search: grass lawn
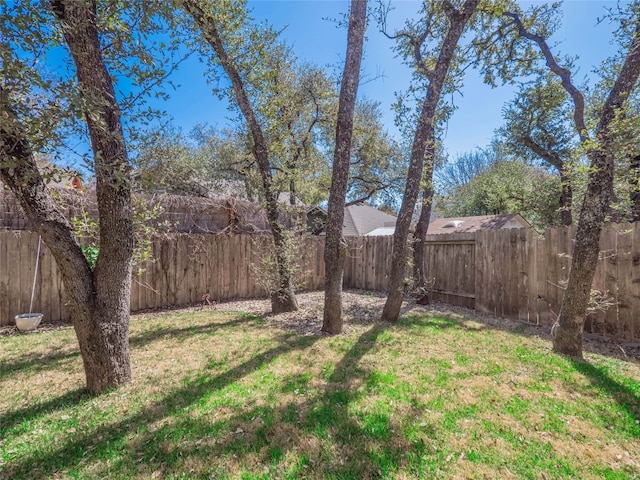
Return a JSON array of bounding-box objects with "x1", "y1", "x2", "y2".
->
[{"x1": 1, "y1": 299, "x2": 639, "y2": 479}]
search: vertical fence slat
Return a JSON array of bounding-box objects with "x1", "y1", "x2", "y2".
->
[
  {"x1": 632, "y1": 223, "x2": 640, "y2": 341},
  {"x1": 546, "y1": 227, "x2": 558, "y2": 322},
  {"x1": 524, "y1": 229, "x2": 537, "y2": 324},
  {"x1": 43, "y1": 239, "x2": 57, "y2": 320},
  {"x1": 474, "y1": 231, "x2": 485, "y2": 313},
  {"x1": 602, "y1": 224, "x2": 619, "y2": 337},
  {"x1": 206, "y1": 234, "x2": 219, "y2": 302},
  {"x1": 0, "y1": 231, "x2": 9, "y2": 325},
  {"x1": 616, "y1": 225, "x2": 634, "y2": 340},
  {"x1": 8, "y1": 233, "x2": 23, "y2": 323}
]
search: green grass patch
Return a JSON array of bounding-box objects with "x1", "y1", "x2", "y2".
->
[{"x1": 1, "y1": 302, "x2": 639, "y2": 479}]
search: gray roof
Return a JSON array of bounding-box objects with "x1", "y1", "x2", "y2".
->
[{"x1": 344, "y1": 203, "x2": 397, "y2": 236}]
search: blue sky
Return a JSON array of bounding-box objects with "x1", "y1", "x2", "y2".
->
[{"x1": 159, "y1": 0, "x2": 622, "y2": 161}]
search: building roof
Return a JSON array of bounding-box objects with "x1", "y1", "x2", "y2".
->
[
  {"x1": 427, "y1": 214, "x2": 532, "y2": 235},
  {"x1": 344, "y1": 203, "x2": 397, "y2": 236},
  {"x1": 366, "y1": 227, "x2": 396, "y2": 236}
]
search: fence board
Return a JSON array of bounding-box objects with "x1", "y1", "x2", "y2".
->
[
  {"x1": 210, "y1": 234, "x2": 222, "y2": 301},
  {"x1": 632, "y1": 223, "x2": 640, "y2": 340},
  {"x1": 0, "y1": 230, "x2": 9, "y2": 324},
  {"x1": 8, "y1": 233, "x2": 22, "y2": 321},
  {"x1": 44, "y1": 243, "x2": 59, "y2": 321},
  {"x1": 602, "y1": 225, "x2": 619, "y2": 337},
  {"x1": 474, "y1": 231, "x2": 487, "y2": 314},
  {"x1": 493, "y1": 231, "x2": 504, "y2": 316},
  {"x1": 516, "y1": 229, "x2": 528, "y2": 322},
  {"x1": 506, "y1": 229, "x2": 518, "y2": 316},
  {"x1": 616, "y1": 225, "x2": 634, "y2": 340},
  {"x1": 547, "y1": 227, "x2": 560, "y2": 321}
]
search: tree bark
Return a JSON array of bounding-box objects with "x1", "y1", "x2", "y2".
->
[
  {"x1": 322, "y1": 0, "x2": 367, "y2": 334},
  {"x1": 630, "y1": 154, "x2": 640, "y2": 222},
  {"x1": 412, "y1": 160, "x2": 434, "y2": 305},
  {"x1": 505, "y1": 10, "x2": 640, "y2": 357},
  {"x1": 183, "y1": 0, "x2": 298, "y2": 313},
  {"x1": 551, "y1": 17, "x2": 640, "y2": 357},
  {"x1": 53, "y1": 0, "x2": 134, "y2": 391},
  {"x1": 381, "y1": 0, "x2": 479, "y2": 323},
  {"x1": 0, "y1": 0, "x2": 134, "y2": 394}
]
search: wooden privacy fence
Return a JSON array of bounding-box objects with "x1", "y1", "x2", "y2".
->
[
  {"x1": 343, "y1": 233, "x2": 477, "y2": 309},
  {"x1": 0, "y1": 232, "x2": 325, "y2": 325},
  {"x1": 1, "y1": 224, "x2": 639, "y2": 341},
  {"x1": 343, "y1": 224, "x2": 640, "y2": 341},
  {"x1": 474, "y1": 224, "x2": 640, "y2": 341}
]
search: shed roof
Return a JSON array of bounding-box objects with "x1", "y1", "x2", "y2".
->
[
  {"x1": 427, "y1": 214, "x2": 531, "y2": 235},
  {"x1": 366, "y1": 227, "x2": 396, "y2": 236}
]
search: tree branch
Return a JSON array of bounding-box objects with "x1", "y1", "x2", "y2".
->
[
  {"x1": 503, "y1": 11, "x2": 588, "y2": 142},
  {"x1": 520, "y1": 134, "x2": 564, "y2": 172}
]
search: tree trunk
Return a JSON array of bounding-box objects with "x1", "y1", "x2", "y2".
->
[
  {"x1": 553, "y1": 149, "x2": 611, "y2": 356},
  {"x1": 53, "y1": 0, "x2": 134, "y2": 390},
  {"x1": 630, "y1": 154, "x2": 640, "y2": 222},
  {"x1": 183, "y1": 0, "x2": 299, "y2": 313},
  {"x1": 504, "y1": 10, "x2": 640, "y2": 357},
  {"x1": 1, "y1": 0, "x2": 133, "y2": 394},
  {"x1": 261, "y1": 174, "x2": 298, "y2": 312},
  {"x1": 322, "y1": 0, "x2": 367, "y2": 334},
  {"x1": 412, "y1": 161, "x2": 434, "y2": 305},
  {"x1": 553, "y1": 19, "x2": 640, "y2": 357},
  {"x1": 381, "y1": 0, "x2": 479, "y2": 323},
  {"x1": 0, "y1": 153, "x2": 133, "y2": 394}
]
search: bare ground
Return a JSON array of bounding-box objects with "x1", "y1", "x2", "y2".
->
[{"x1": 2, "y1": 289, "x2": 638, "y2": 362}]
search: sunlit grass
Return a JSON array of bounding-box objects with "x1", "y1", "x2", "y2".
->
[{"x1": 1, "y1": 302, "x2": 639, "y2": 479}]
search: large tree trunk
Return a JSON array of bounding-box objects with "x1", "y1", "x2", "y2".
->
[
  {"x1": 53, "y1": 0, "x2": 134, "y2": 390},
  {"x1": 183, "y1": 0, "x2": 298, "y2": 313},
  {"x1": 552, "y1": 19, "x2": 640, "y2": 357},
  {"x1": 412, "y1": 160, "x2": 434, "y2": 305},
  {"x1": 0, "y1": 0, "x2": 134, "y2": 394},
  {"x1": 381, "y1": 0, "x2": 479, "y2": 323},
  {"x1": 322, "y1": 0, "x2": 367, "y2": 334},
  {"x1": 553, "y1": 147, "x2": 613, "y2": 356},
  {"x1": 0, "y1": 149, "x2": 131, "y2": 393}
]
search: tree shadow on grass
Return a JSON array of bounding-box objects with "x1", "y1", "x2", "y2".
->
[
  {"x1": 74, "y1": 324, "x2": 442, "y2": 479},
  {"x1": 400, "y1": 299, "x2": 640, "y2": 363},
  {"x1": 0, "y1": 348, "x2": 82, "y2": 382},
  {"x1": 0, "y1": 316, "x2": 253, "y2": 382},
  {"x1": 129, "y1": 315, "x2": 254, "y2": 346},
  {"x1": 0, "y1": 388, "x2": 91, "y2": 436},
  {"x1": 2, "y1": 333, "x2": 321, "y2": 480},
  {"x1": 568, "y1": 358, "x2": 640, "y2": 438},
  {"x1": 398, "y1": 305, "x2": 640, "y2": 437}
]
